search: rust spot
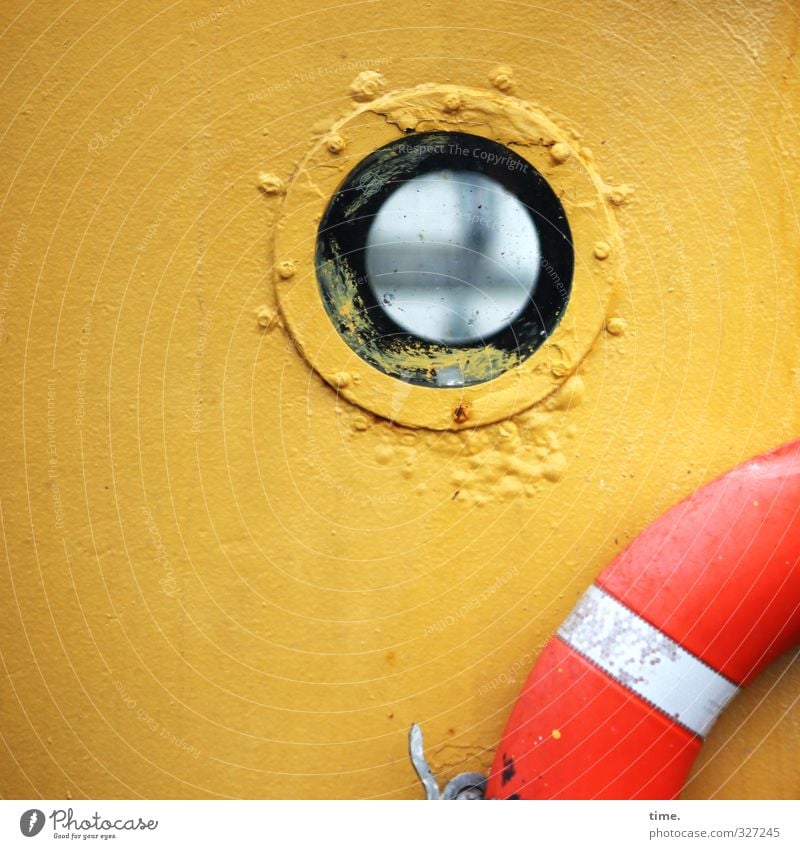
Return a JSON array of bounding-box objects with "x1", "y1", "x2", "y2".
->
[
  {"x1": 447, "y1": 727, "x2": 456, "y2": 736},
  {"x1": 453, "y1": 403, "x2": 471, "y2": 424},
  {"x1": 385, "y1": 651, "x2": 396, "y2": 665}
]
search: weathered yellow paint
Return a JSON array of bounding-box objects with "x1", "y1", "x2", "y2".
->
[{"x1": 0, "y1": 0, "x2": 798, "y2": 800}]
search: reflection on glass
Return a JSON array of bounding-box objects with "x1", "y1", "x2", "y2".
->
[{"x1": 365, "y1": 170, "x2": 540, "y2": 345}]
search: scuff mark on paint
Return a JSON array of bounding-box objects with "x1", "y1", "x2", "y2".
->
[{"x1": 501, "y1": 753, "x2": 516, "y2": 785}]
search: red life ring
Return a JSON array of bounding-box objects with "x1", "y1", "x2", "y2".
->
[{"x1": 486, "y1": 438, "x2": 800, "y2": 799}]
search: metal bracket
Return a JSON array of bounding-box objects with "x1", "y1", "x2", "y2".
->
[{"x1": 408, "y1": 724, "x2": 486, "y2": 800}]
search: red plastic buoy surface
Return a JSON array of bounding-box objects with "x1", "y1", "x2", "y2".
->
[{"x1": 486, "y1": 438, "x2": 800, "y2": 799}]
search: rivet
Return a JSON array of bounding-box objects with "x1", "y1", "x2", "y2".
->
[
  {"x1": 277, "y1": 260, "x2": 296, "y2": 280},
  {"x1": 256, "y1": 306, "x2": 278, "y2": 329},
  {"x1": 326, "y1": 133, "x2": 346, "y2": 154},
  {"x1": 606, "y1": 316, "x2": 627, "y2": 336},
  {"x1": 257, "y1": 172, "x2": 285, "y2": 195},
  {"x1": 442, "y1": 93, "x2": 462, "y2": 113},
  {"x1": 488, "y1": 64, "x2": 514, "y2": 92},
  {"x1": 593, "y1": 241, "x2": 611, "y2": 260},
  {"x1": 549, "y1": 142, "x2": 571, "y2": 164}
]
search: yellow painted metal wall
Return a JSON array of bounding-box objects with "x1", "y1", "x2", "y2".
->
[{"x1": 1, "y1": 0, "x2": 798, "y2": 799}]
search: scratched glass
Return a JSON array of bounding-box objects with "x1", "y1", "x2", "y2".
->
[{"x1": 365, "y1": 169, "x2": 541, "y2": 346}]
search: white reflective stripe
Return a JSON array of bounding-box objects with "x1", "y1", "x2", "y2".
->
[{"x1": 557, "y1": 585, "x2": 739, "y2": 738}]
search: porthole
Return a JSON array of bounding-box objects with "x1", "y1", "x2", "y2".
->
[
  {"x1": 272, "y1": 83, "x2": 618, "y2": 430},
  {"x1": 315, "y1": 132, "x2": 573, "y2": 388}
]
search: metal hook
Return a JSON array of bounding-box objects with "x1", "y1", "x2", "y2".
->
[{"x1": 408, "y1": 723, "x2": 487, "y2": 800}]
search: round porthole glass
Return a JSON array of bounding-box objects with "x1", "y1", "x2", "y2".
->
[
  {"x1": 365, "y1": 169, "x2": 542, "y2": 345},
  {"x1": 315, "y1": 131, "x2": 573, "y2": 388}
]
